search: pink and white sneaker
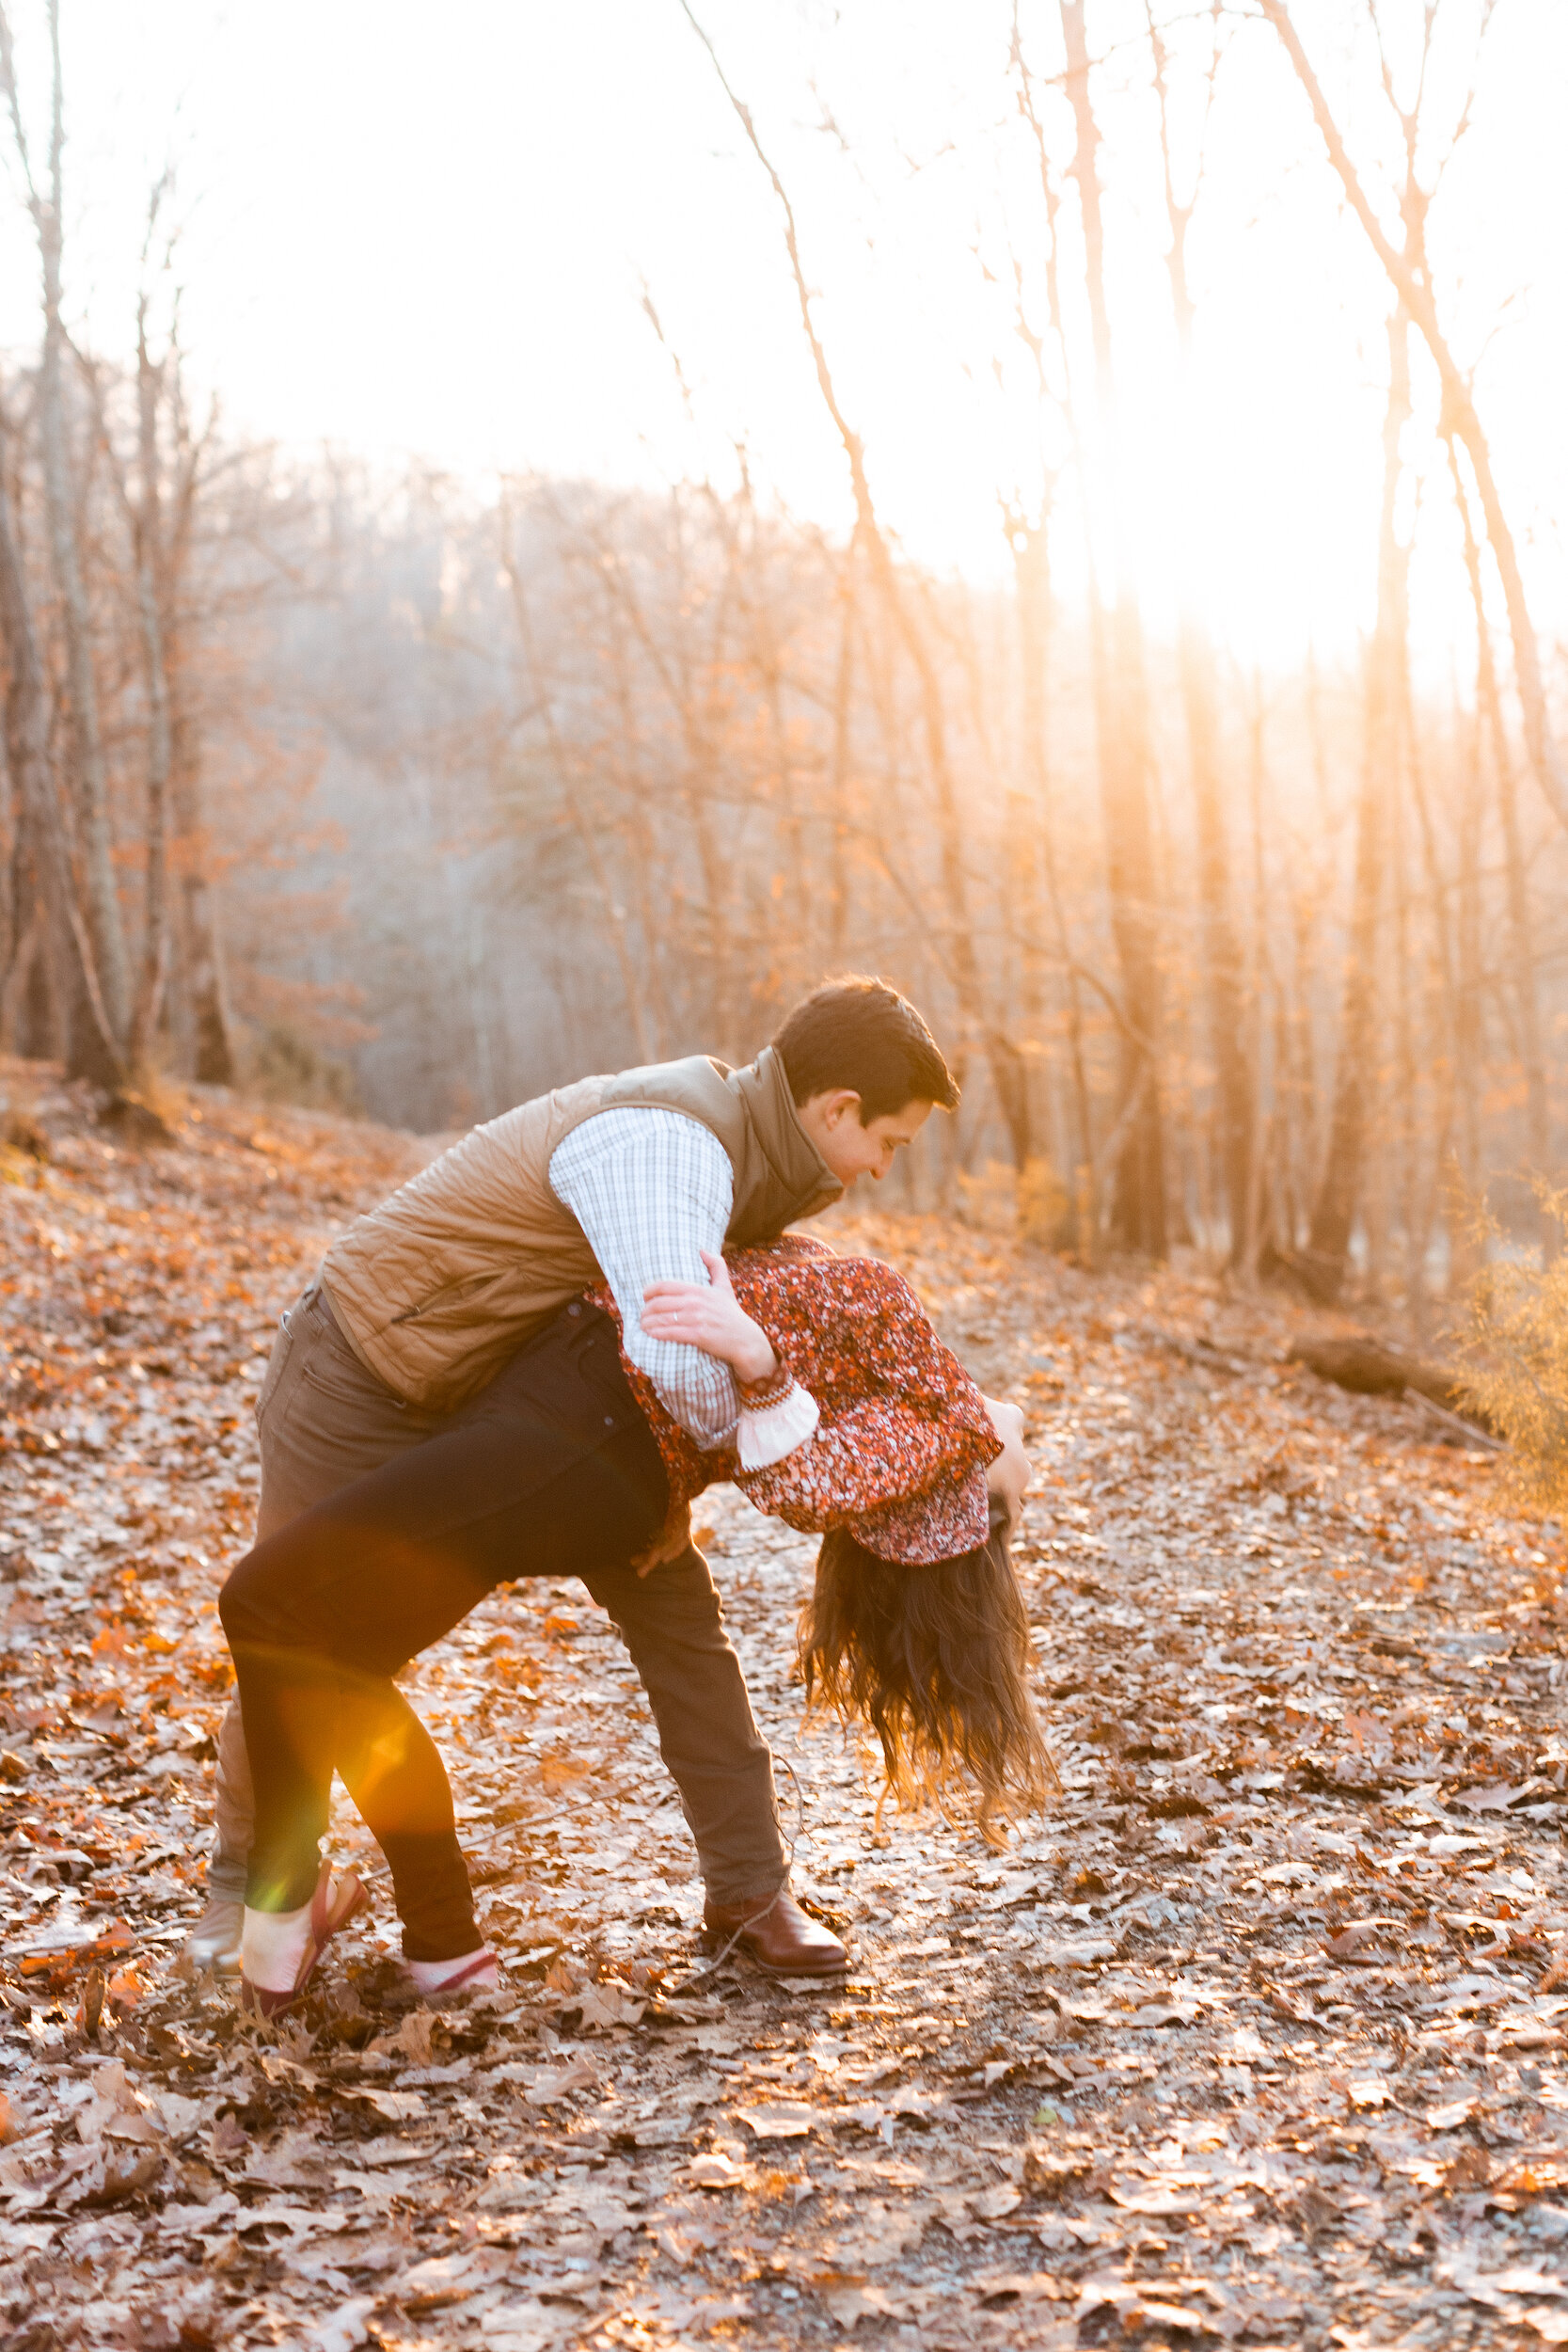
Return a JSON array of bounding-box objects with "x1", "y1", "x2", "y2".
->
[
  {"x1": 399, "y1": 1947, "x2": 500, "y2": 2001},
  {"x1": 238, "y1": 1865, "x2": 367, "y2": 2019}
]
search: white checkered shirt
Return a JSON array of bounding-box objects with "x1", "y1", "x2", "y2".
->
[{"x1": 548, "y1": 1108, "x2": 739, "y2": 1451}]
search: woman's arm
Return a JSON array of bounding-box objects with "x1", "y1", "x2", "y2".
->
[
  {"x1": 737, "y1": 1392, "x2": 1000, "y2": 1528},
  {"x1": 640, "y1": 1249, "x2": 779, "y2": 1384},
  {"x1": 982, "y1": 1396, "x2": 1030, "y2": 1534},
  {"x1": 641, "y1": 1251, "x2": 819, "y2": 1471}
]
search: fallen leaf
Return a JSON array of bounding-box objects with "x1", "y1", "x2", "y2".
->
[
  {"x1": 1107, "y1": 2182, "x2": 1205, "y2": 2216},
  {"x1": 573, "y1": 1979, "x2": 646, "y2": 2030},
  {"x1": 523, "y1": 2060, "x2": 598, "y2": 2107},
  {"x1": 968, "y1": 2183, "x2": 1022, "y2": 2220},
  {"x1": 1323, "y1": 1918, "x2": 1393, "y2": 1962},
  {"x1": 736, "y1": 2101, "x2": 818, "y2": 2140},
  {"x1": 1450, "y1": 1779, "x2": 1544, "y2": 1812},
  {"x1": 812, "y1": 2274, "x2": 917, "y2": 2326},
  {"x1": 685, "y1": 2152, "x2": 747, "y2": 2189},
  {"x1": 345, "y1": 2087, "x2": 426, "y2": 2122},
  {"x1": 401, "y1": 2249, "x2": 513, "y2": 2311}
]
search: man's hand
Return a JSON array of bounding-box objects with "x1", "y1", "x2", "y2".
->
[
  {"x1": 982, "y1": 1394, "x2": 1031, "y2": 1538},
  {"x1": 641, "y1": 1250, "x2": 779, "y2": 1385},
  {"x1": 631, "y1": 1501, "x2": 695, "y2": 1578}
]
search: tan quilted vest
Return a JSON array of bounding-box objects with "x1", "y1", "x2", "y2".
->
[{"x1": 319, "y1": 1046, "x2": 840, "y2": 1410}]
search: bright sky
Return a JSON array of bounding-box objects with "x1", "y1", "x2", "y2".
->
[{"x1": 0, "y1": 0, "x2": 1562, "y2": 666}]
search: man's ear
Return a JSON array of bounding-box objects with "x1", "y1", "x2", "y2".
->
[{"x1": 818, "y1": 1088, "x2": 863, "y2": 1130}]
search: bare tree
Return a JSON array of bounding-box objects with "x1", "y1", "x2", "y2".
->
[
  {"x1": 1306, "y1": 313, "x2": 1410, "y2": 1296},
  {"x1": 498, "y1": 497, "x2": 659, "y2": 1064},
  {"x1": 1259, "y1": 0, "x2": 1568, "y2": 837},
  {"x1": 680, "y1": 1, "x2": 1036, "y2": 1169},
  {"x1": 1444, "y1": 430, "x2": 1548, "y2": 1206},
  {"x1": 1147, "y1": 2, "x2": 1254, "y2": 1263},
  {"x1": 0, "y1": 388, "x2": 122, "y2": 1085},
  {"x1": 0, "y1": 0, "x2": 132, "y2": 1042},
  {"x1": 1048, "y1": 0, "x2": 1167, "y2": 1254}
]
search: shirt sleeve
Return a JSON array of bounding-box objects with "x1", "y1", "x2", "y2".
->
[
  {"x1": 735, "y1": 1365, "x2": 820, "y2": 1470},
  {"x1": 548, "y1": 1108, "x2": 740, "y2": 1451},
  {"x1": 736, "y1": 1395, "x2": 997, "y2": 1529}
]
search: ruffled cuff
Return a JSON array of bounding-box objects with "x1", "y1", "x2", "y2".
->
[
  {"x1": 736, "y1": 1379, "x2": 821, "y2": 1470},
  {"x1": 736, "y1": 1358, "x2": 798, "y2": 1409}
]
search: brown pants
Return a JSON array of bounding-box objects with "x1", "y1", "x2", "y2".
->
[{"x1": 208, "y1": 1283, "x2": 786, "y2": 1908}]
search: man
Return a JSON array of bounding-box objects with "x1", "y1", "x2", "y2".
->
[{"x1": 186, "y1": 977, "x2": 958, "y2": 1982}]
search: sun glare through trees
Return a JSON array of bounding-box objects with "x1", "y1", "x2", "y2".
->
[{"x1": 2, "y1": 5, "x2": 1568, "y2": 2347}]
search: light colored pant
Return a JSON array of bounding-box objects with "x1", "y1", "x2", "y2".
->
[{"x1": 210, "y1": 1284, "x2": 787, "y2": 1908}]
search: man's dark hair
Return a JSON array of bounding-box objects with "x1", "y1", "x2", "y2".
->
[{"x1": 772, "y1": 977, "x2": 959, "y2": 1120}]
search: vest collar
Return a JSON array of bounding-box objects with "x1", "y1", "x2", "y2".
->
[{"x1": 728, "y1": 1045, "x2": 843, "y2": 1231}]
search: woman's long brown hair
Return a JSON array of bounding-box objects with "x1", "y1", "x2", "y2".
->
[{"x1": 800, "y1": 1517, "x2": 1055, "y2": 1847}]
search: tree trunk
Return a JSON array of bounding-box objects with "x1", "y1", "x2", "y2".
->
[
  {"x1": 1449, "y1": 679, "x2": 1483, "y2": 1291},
  {"x1": 500, "y1": 532, "x2": 657, "y2": 1065},
  {"x1": 1, "y1": 885, "x2": 44, "y2": 1055},
  {"x1": 1059, "y1": 0, "x2": 1164, "y2": 1253},
  {"x1": 24, "y1": 0, "x2": 132, "y2": 1041},
  {"x1": 1446, "y1": 433, "x2": 1548, "y2": 1203},
  {"x1": 127, "y1": 303, "x2": 173, "y2": 1073},
  {"x1": 1146, "y1": 3, "x2": 1252, "y2": 1263},
  {"x1": 1259, "y1": 0, "x2": 1568, "y2": 836},
  {"x1": 1306, "y1": 314, "x2": 1409, "y2": 1293},
  {"x1": 0, "y1": 413, "x2": 122, "y2": 1087},
  {"x1": 825, "y1": 535, "x2": 857, "y2": 963},
  {"x1": 1397, "y1": 629, "x2": 1456, "y2": 1329},
  {"x1": 167, "y1": 668, "x2": 234, "y2": 1086},
  {"x1": 1010, "y1": 500, "x2": 1093, "y2": 1242},
  {"x1": 147, "y1": 315, "x2": 236, "y2": 1090},
  {"x1": 1183, "y1": 614, "x2": 1253, "y2": 1264}
]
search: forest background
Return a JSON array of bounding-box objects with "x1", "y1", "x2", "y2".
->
[{"x1": 0, "y1": 0, "x2": 1564, "y2": 1323}]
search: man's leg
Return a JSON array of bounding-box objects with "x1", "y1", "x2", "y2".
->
[
  {"x1": 204, "y1": 1704, "x2": 254, "y2": 1906},
  {"x1": 191, "y1": 1285, "x2": 444, "y2": 1964},
  {"x1": 580, "y1": 1547, "x2": 785, "y2": 1904},
  {"x1": 581, "y1": 1546, "x2": 845, "y2": 1973}
]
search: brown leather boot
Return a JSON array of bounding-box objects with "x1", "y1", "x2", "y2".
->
[{"x1": 702, "y1": 1885, "x2": 847, "y2": 1977}]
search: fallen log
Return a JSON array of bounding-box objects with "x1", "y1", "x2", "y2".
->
[{"x1": 1287, "y1": 1333, "x2": 1498, "y2": 1440}]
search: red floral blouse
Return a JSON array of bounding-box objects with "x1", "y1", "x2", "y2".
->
[{"x1": 588, "y1": 1237, "x2": 1002, "y2": 1565}]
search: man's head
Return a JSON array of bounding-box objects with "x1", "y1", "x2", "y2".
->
[{"x1": 772, "y1": 977, "x2": 958, "y2": 1189}]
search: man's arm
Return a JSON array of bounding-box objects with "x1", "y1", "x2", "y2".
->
[{"x1": 547, "y1": 1108, "x2": 740, "y2": 1449}]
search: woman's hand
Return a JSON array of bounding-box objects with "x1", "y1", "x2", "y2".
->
[
  {"x1": 982, "y1": 1394, "x2": 1031, "y2": 1536},
  {"x1": 641, "y1": 1250, "x2": 779, "y2": 1386},
  {"x1": 631, "y1": 1500, "x2": 695, "y2": 1578}
]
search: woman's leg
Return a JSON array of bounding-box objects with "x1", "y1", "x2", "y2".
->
[
  {"x1": 217, "y1": 1304, "x2": 670, "y2": 1965},
  {"x1": 196, "y1": 1286, "x2": 448, "y2": 1953},
  {"x1": 335, "y1": 1685, "x2": 480, "y2": 1961},
  {"x1": 218, "y1": 1530, "x2": 488, "y2": 1959}
]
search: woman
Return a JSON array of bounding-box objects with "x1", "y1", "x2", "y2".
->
[
  {"x1": 218, "y1": 1239, "x2": 1044, "y2": 2013},
  {"x1": 640, "y1": 1244, "x2": 1052, "y2": 1844}
]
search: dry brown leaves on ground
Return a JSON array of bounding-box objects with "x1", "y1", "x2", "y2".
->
[{"x1": 5, "y1": 1058, "x2": 1568, "y2": 2350}]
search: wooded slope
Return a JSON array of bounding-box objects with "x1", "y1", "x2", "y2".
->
[{"x1": 2, "y1": 1067, "x2": 1567, "y2": 2348}]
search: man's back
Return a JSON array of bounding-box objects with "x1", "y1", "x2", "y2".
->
[{"x1": 319, "y1": 1048, "x2": 838, "y2": 1412}]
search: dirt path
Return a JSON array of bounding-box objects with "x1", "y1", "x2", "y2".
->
[{"x1": 4, "y1": 1067, "x2": 1567, "y2": 2350}]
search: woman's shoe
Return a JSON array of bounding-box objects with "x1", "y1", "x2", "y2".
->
[
  {"x1": 238, "y1": 1865, "x2": 366, "y2": 2018},
  {"x1": 400, "y1": 1947, "x2": 500, "y2": 2001},
  {"x1": 182, "y1": 1897, "x2": 244, "y2": 1976}
]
